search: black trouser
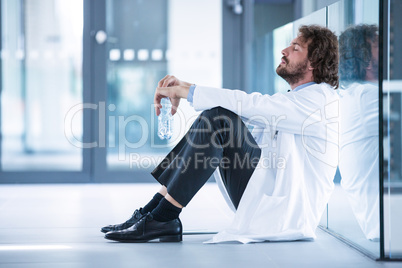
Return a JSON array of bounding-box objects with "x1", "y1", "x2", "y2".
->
[{"x1": 151, "y1": 107, "x2": 261, "y2": 209}]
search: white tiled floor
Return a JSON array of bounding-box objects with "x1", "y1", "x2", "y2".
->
[{"x1": 0, "y1": 183, "x2": 401, "y2": 268}]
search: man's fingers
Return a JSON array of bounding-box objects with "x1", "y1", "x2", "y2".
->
[
  {"x1": 171, "y1": 106, "x2": 178, "y2": 116},
  {"x1": 158, "y1": 75, "x2": 169, "y2": 87},
  {"x1": 155, "y1": 76, "x2": 182, "y2": 116},
  {"x1": 154, "y1": 90, "x2": 164, "y2": 116},
  {"x1": 158, "y1": 75, "x2": 181, "y2": 88},
  {"x1": 162, "y1": 76, "x2": 178, "y2": 88},
  {"x1": 158, "y1": 75, "x2": 171, "y2": 87},
  {"x1": 155, "y1": 105, "x2": 162, "y2": 116},
  {"x1": 156, "y1": 86, "x2": 171, "y2": 98},
  {"x1": 158, "y1": 75, "x2": 170, "y2": 87},
  {"x1": 154, "y1": 86, "x2": 175, "y2": 115},
  {"x1": 161, "y1": 76, "x2": 171, "y2": 87},
  {"x1": 154, "y1": 95, "x2": 162, "y2": 116}
]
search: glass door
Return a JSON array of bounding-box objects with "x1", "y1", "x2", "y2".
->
[
  {"x1": 325, "y1": 0, "x2": 380, "y2": 258},
  {"x1": 0, "y1": 0, "x2": 90, "y2": 182},
  {"x1": 383, "y1": 0, "x2": 402, "y2": 259},
  {"x1": 90, "y1": 0, "x2": 223, "y2": 182},
  {"x1": 0, "y1": 0, "x2": 228, "y2": 183}
]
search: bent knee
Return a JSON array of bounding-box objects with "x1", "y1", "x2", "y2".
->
[{"x1": 201, "y1": 107, "x2": 237, "y2": 119}]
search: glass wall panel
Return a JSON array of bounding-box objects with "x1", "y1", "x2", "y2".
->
[
  {"x1": 252, "y1": 1, "x2": 293, "y2": 95},
  {"x1": 252, "y1": 0, "x2": 385, "y2": 259},
  {"x1": 1, "y1": 0, "x2": 83, "y2": 171},
  {"x1": 105, "y1": 0, "x2": 222, "y2": 170},
  {"x1": 326, "y1": 0, "x2": 380, "y2": 258},
  {"x1": 383, "y1": 0, "x2": 402, "y2": 259}
]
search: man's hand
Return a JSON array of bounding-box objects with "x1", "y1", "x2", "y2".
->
[{"x1": 154, "y1": 75, "x2": 192, "y2": 116}]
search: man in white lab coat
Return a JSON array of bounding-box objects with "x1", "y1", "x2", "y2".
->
[{"x1": 103, "y1": 24, "x2": 340, "y2": 243}]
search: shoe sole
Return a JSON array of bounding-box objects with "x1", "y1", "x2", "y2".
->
[{"x1": 105, "y1": 234, "x2": 182, "y2": 243}]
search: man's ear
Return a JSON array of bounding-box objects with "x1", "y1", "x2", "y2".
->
[
  {"x1": 366, "y1": 60, "x2": 372, "y2": 70},
  {"x1": 307, "y1": 60, "x2": 314, "y2": 71}
]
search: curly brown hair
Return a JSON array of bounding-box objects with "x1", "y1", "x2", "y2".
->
[
  {"x1": 339, "y1": 24, "x2": 378, "y2": 83},
  {"x1": 298, "y1": 25, "x2": 339, "y2": 89}
]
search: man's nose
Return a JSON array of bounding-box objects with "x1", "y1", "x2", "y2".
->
[{"x1": 281, "y1": 48, "x2": 288, "y2": 56}]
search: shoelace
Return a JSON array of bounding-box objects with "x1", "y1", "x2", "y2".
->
[
  {"x1": 131, "y1": 213, "x2": 150, "y2": 230},
  {"x1": 119, "y1": 210, "x2": 138, "y2": 226}
]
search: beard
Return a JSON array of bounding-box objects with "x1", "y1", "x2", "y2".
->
[{"x1": 276, "y1": 57, "x2": 309, "y2": 85}]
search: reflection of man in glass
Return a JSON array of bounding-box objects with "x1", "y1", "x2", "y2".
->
[
  {"x1": 338, "y1": 24, "x2": 379, "y2": 240},
  {"x1": 101, "y1": 25, "x2": 340, "y2": 244}
]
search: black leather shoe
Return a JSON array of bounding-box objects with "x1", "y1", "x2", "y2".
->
[
  {"x1": 100, "y1": 209, "x2": 144, "y2": 233},
  {"x1": 104, "y1": 213, "x2": 182, "y2": 242}
]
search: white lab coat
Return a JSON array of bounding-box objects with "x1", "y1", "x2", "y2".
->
[
  {"x1": 192, "y1": 82, "x2": 339, "y2": 243},
  {"x1": 338, "y1": 82, "x2": 379, "y2": 240}
]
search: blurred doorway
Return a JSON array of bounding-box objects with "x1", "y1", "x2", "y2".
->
[{"x1": 0, "y1": 0, "x2": 224, "y2": 182}]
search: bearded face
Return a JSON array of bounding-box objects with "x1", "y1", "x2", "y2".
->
[{"x1": 276, "y1": 56, "x2": 310, "y2": 85}]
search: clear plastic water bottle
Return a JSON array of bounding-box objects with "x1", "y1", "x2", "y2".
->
[{"x1": 158, "y1": 97, "x2": 173, "y2": 140}]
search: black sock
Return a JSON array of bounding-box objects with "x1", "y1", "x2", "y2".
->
[
  {"x1": 140, "y1": 193, "x2": 164, "y2": 214},
  {"x1": 151, "y1": 198, "x2": 182, "y2": 222}
]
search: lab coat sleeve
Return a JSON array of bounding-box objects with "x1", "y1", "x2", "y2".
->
[
  {"x1": 192, "y1": 85, "x2": 337, "y2": 137},
  {"x1": 360, "y1": 85, "x2": 379, "y2": 137}
]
